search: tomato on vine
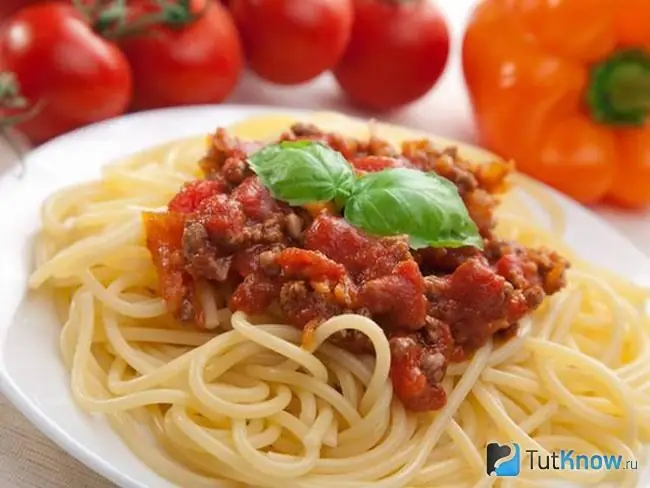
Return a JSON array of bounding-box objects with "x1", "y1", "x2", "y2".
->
[
  {"x1": 0, "y1": 0, "x2": 40, "y2": 19},
  {"x1": 0, "y1": 2, "x2": 132, "y2": 144},
  {"x1": 115, "y1": 0, "x2": 244, "y2": 110}
]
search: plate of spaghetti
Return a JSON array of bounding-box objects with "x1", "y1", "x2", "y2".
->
[{"x1": 1, "y1": 106, "x2": 649, "y2": 488}]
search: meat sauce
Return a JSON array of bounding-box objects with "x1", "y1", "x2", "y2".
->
[{"x1": 144, "y1": 123, "x2": 569, "y2": 412}]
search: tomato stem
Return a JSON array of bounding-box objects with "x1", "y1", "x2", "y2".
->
[
  {"x1": 0, "y1": 72, "x2": 41, "y2": 166},
  {"x1": 0, "y1": 72, "x2": 28, "y2": 112},
  {"x1": 586, "y1": 49, "x2": 650, "y2": 126},
  {"x1": 0, "y1": 72, "x2": 44, "y2": 128},
  {"x1": 85, "y1": 0, "x2": 204, "y2": 40}
]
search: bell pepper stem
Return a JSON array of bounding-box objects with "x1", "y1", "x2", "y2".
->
[
  {"x1": 608, "y1": 68, "x2": 650, "y2": 112},
  {"x1": 587, "y1": 49, "x2": 650, "y2": 126}
]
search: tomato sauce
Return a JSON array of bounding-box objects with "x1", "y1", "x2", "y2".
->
[{"x1": 145, "y1": 123, "x2": 569, "y2": 412}]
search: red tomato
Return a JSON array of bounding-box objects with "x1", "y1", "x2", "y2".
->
[
  {"x1": 120, "y1": 0, "x2": 243, "y2": 110},
  {"x1": 333, "y1": 0, "x2": 450, "y2": 110},
  {"x1": 0, "y1": 3, "x2": 132, "y2": 144},
  {"x1": 231, "y1": 0, "x2": 353, "y2": 85},
  {"x1": 0, "y1": 0, "x2": 41, "y2": 21}
]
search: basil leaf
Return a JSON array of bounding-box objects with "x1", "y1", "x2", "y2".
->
[
  {"x1": 248, "y1": 141, "x2": 356, "y2": 206},
  {"x1": 344, "y1": 168, "x2": 483, "y2": 249}
]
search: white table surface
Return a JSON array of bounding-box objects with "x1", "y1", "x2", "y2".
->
[{"x1": 0, "y1": 2, "x2": 648, "y2": 487}]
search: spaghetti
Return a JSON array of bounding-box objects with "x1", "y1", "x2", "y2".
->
[{"x1": 29, "y1": 113, "x2": 650, "y2": 488}]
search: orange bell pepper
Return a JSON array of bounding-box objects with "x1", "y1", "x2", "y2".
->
[{"x1": 462, "y1": 0, "x2": 650, "y2": 207}]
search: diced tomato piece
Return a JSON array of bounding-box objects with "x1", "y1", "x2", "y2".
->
[
  {"x1": 389, "y1": 335, "x2": 447, "y2": 411},
  {"x1": 351, "y1": 155, "x2": 412, "y2": 173},
  {"x1": 230, "y1": 272, "x2": 280, "y2": 314},
  {"x1": 230, "y1": 176, "x2": 283, "y2": 221},
  {"x1": 358, "y1": 261, "x2": 427, "y2": 329},
  {"x1": 305, "y1": 215, "x2": 377, "y2": 276},
  {"x1": 199, "y1": 194, "x2": 246, "y2": 241},
  {"x1": 168, "y1": 179, "x2": 228, "y2": 214},
  {"x1": 231, "y1": 245, "x2": 268, "y2": 277},
  {"x1": 143, "y1": 212, "x2": 190, "y2": 313},
  {"x1": 275, "y1": 248, "x2": 346, "y2": 283}
]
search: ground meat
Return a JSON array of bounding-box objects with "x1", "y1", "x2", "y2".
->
[
  {"x1": 288, "y1": 122, "x2": 400, "y2": 159},
  {"x1": 402, "y1": 141, "x2": 478, "y2": 193},
  {"x1": 366, "y1": 135, "x2": 401, "y2": 157},
  {"x1": 231, "y1": 217, "x2": 287, "y2": 248},
  {"x1": 199, "y1": 128, "x2": 261, "y2": 181},
  {"x1": 415, "y1": 246, "x2": 480, "y2": 274},
  {"x1": 386, "y1": 315, "x2": 455, "y2": 411},
  {"x1": 282, "y1": 123, "x2": 360, "y2": 159},
  {"x1": 422, "y1": 315, "x2": 454, "y2": 359},
  {"x1": 231, "y1": 216, "x2": 428, "y2": 338},
  {"x1": 475, "y1": 156, "x2": 512, "y2": 194},
  {"x1": 146, "y1": 123, "x2": 569, "y2": 413},
  {"x1": 231, "y1": 247, "x2": 351, "y2": 327},
  {"x1": 230, "y1": 272, "x2": 280, "y2": 314},
  {"x1": 464, "y1": 189, "x2": 499, "y2": 237},
  {"x1": 425, "y1": 257, "x2": 530, "y2": 359},
  {"x1": 389, "y1": 332, "x2": 447, "y2": 411},
  {"x1": 196, "y1": 186, "x2": 289, "y2": 250},
  {"x1": 420, "y1": 351, "x2": 446, "y2": 384},
  {"x1": 289, "y1": 122, "x2": 325, "y2": 137},
  {"x1": 222, "y1": 157, "x2": 249, "y2": 186},
  {"x1": 329, "y1": 325, "x2": 374, "y2": 354},
  {"x1": 279, "y1": 280, "x2": 346, "y2": 329},
  {"x1": 304, "y1": 215, "x2": 427, "y2": 329},
  {"x1": 231, "y1": 244, "x2": 285, "y2": 277},
  {"x1": 182, "y1": 221, "x2": 231, "y2": 281},
  {"x1": 486, "y1": 239, "x2": 569, "y2": 294}
]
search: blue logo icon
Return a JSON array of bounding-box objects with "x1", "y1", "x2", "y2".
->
[{"x1": 486, "y1": 442, "x2": 521, "y2": 476}]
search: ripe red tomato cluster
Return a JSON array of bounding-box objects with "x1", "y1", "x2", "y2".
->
[
  {"x1": 0, "y1": 0, "x2": 450, "y2": 144},
  {"x1": 0, "y1": 0, "x2": 243, "y2": 143},
  {"x1": 230, "y1": 0, "x2": 450, "y2": 110}
]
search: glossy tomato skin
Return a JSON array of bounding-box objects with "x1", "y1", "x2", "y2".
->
[
  {"x1": 333, "y1": 0, "x2": 450, "y2": 110},
  {"x1": 0, "y1": 0, "x2": 41, "y2": 21},
  {"x1": 121, "y1": 0, "x2": 243, "y2": 110},
  {"x1": 0, "y1": 3, "x2": 132, "y2": 144},
  {"x1": 231, "y1": 0, "x2": 353, "y2": 85}
]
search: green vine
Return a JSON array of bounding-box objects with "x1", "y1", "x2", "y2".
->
[
  {"x1": 74, "y1": 0, "x2": 205, "y2": 39},
  {"x1": 0, "y1": 72, "x2": 42, "y2": 164}
]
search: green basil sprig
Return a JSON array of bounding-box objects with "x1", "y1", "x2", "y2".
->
[
  {"x1": 345, "y1": 168, "x2": 483, "y2": 249},
  {"x1": 248, "y1": 141, "x2": 483, "y2": 249},
  {"x1": 248, "y1": 140, "x2": 355, "y2": 206}
]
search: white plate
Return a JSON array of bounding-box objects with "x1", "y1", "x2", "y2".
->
[{"x1": 0, "y1": 105, "x2": 649, "y2": 488}]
